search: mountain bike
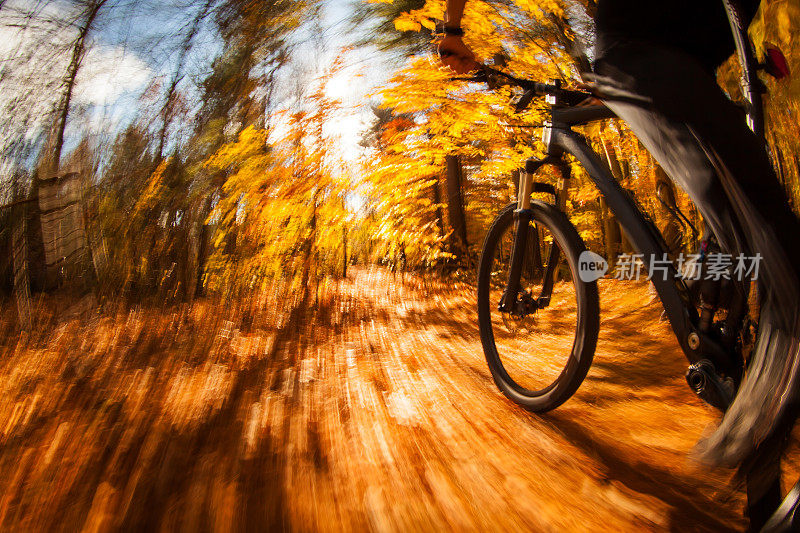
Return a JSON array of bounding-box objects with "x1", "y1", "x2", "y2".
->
[
  {"x1": 462, "y1": 3, "x2": 796, "y2": 529},
  {"x1": 473, "y1": 70, "x2": 743, "y2": 414}
]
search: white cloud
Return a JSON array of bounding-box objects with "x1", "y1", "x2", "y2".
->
[{"x1": 74, "y1": 45, "x2": 152, "y2": 107}]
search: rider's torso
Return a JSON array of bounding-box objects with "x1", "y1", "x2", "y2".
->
[{"x1": 594, "y1": 0, "x2": 761, "y2": 72}]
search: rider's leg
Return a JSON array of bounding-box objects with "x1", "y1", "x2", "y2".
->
[
  {"x1": 592, "y1": 40, "x2": 800, "y2": 526},
  {"x1": 593, "y1": 42, "x2": 800, "y2": 270},
  {"x1": 746, "y1": 433, "x2": 785, "y2": 530}
]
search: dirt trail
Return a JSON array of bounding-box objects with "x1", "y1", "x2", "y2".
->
[{"x1": 0, "y1": 267, "x2": 779, "y2": 531}]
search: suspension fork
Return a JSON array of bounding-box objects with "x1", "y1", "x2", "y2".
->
[
  {"x1": 499, "y1": 156, "x2": 567, "y2": 313},
  {"x1": 539, "y1": 158, "x2": 571, "y2": 307},
  {"x1": 498, "y1": 172, "x2": 534, "y2": 314}
]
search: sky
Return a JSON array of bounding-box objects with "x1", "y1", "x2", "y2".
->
[
  {"x1": 0, "y1": 0, "x2": 396, "y2": 177},
  {"x1": 276, "y1": 1, "x2": 394, "y2": 164}
]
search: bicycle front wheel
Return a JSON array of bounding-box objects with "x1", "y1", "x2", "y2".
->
[{"x1": 477, "y1": 202, "x2": 600, "y2": 412}]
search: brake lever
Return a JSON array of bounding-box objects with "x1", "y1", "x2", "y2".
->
[
  {"x1": 449, "y1": 72, "x2": 488, "y2": 83},
  {"x1": 514, "y1": 89, "x2": 536, "y2": 113},
  {"x1": 451, "y1": 66, "x2": 534, "y2": 107},
  {"x1": 449, "y1": 64, "x2": 492, "y2": 84}
]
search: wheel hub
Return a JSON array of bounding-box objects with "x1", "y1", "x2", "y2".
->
[{"x1": 500, "y1": 290, "x2": 538, "y2": 333}]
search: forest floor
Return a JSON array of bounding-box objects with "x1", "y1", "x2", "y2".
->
[{"x1": 0, "y1": 267, "x2": 796, "y2": 531}]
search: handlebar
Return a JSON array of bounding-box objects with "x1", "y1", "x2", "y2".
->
[
  {"x1": 452, "y1": 66, "x2": 553, "y2": 93},
  {"x1": 450, "y1": 65, "x2": 594, "y2": 111}
]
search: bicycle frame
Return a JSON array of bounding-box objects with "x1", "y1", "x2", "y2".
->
[
  {"x1": 507, "y1": 104, "x2": 734, "y2": 373},
  {"x1": 724, "y1": 0, "x2": 765, "y2": 137}
]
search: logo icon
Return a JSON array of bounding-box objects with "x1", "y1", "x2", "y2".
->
[{"x1": 578, "y1": 250, "x2": 608, "y2": 282}]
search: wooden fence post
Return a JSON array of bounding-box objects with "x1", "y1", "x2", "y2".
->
[
  {"x1": 12, "y1": 205, "x2": 31, "y2": 330},
  {"x1": 38, "y1": 172, "x2": 88, "y2": 290}
]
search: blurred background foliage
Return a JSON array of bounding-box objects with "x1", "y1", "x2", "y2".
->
[
  {"x1": 1, "y1": 0, "x2": 799, "y2": 321},
  {"x1": 364, "y1": 0, "x2": 800, "y2": 275}
]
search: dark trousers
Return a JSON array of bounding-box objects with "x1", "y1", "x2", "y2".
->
[
  {"x1": 593, "y1": 40, "x2": 800, "y2": 530},
  {"x1": 594, "y1": 42, "x2": 800, "y2": 265}
]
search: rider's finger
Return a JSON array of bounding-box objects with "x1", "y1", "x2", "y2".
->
[
  {"x1": 452, "y1": 58, "x2": 472, "y2": 74},
  {"x1": 454, "y1": 56, "x2": 478, "y2": 74},
  {"x1": 440, "y1": 53, "x2": 466, "y2": 73},
  {"x1": 439, "y1": 51, "x2": 478, "y2": 74}
]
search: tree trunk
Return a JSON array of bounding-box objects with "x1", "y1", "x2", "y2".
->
[
  {"x1": 526, "y1": 225, "x2": 543, "y2": 280},
  {"x1": 299, "y1": 192, "x2": 319, "y2": 308},
  {"x1": 195, "y1": 220, "x2": 210, "y2": 297},
  {"x1": 154, "y1": 0, "x2": 214, "y2": 164},
  {"x1": 11, "y1": 203, "x2": 31, "y2": 329},
  {"x1": 340, "y1": 195, "x2": 348, "y2": 279},
  {"x1": 600, "y1": 135, "x2": 624, "y2": 183},
  {"x1": 445, "y1": 155, "x2": 469, "y2": 261},
  {"x1": 51, "y1": 0, "x2": 107, "y2": 173},
  {"x1": 342, "y1": 225, "x2": 348, "y2": 279},
  {"x1": 430, "y1": 175, "x2": 446, "y2": 239},
  {"x1": 599, "y1": 136, "x2": 624, "y2": 263},
  {"x1": 654, "y1": 165, "x2": 684, "y2": 255},
  {"x1": 599, "y1": 196, "x2": 622, "y2": 268},
  {"x1": 511, "y1": 169, "x2": 521, "y2": 202}
]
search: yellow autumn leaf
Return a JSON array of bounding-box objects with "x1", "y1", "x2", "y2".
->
[{"x1": 394, "y1": 16, "x2": 421, "y2": 33}]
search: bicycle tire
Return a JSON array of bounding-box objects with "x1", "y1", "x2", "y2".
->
[{"x1": 477, "y1": 201, "x2": 600, "y2": 412}]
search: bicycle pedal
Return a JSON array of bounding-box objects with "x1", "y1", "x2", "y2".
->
[{"x1": 685, "y1": 359, "x2": 733, "y2": 411}]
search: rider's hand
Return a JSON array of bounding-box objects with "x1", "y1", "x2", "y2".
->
[{"x1": 438, "y1": 35, "x2": 478, "y2": 74}]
